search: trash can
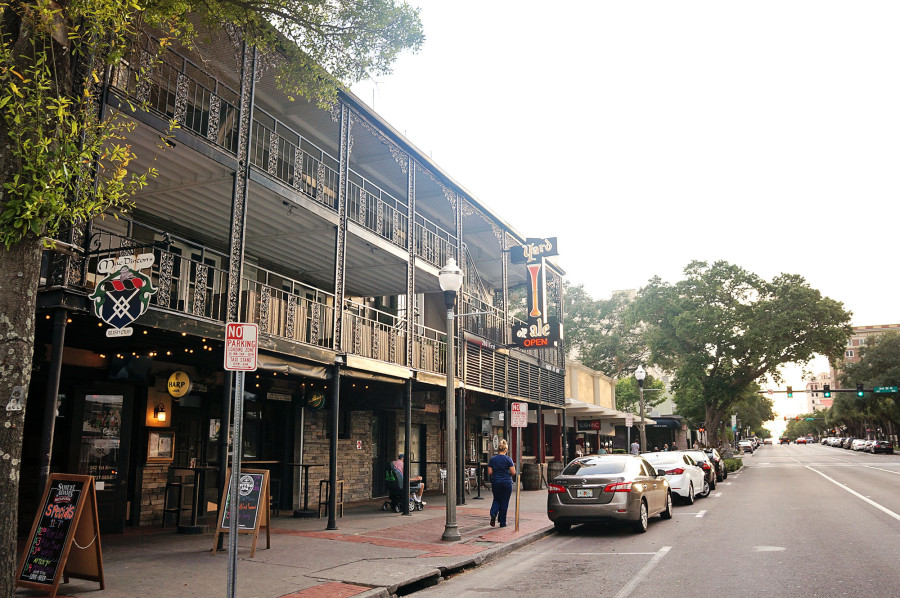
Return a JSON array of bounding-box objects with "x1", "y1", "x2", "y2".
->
[{"x1": 547, "y1": 461, "x2": 565, "y2": 482}]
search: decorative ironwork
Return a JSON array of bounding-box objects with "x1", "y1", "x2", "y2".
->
[
  {"x1": 311, "y1": 302, "x2": 320, "y2": 344},
  {"x1": 268, "y1": 131, "x2": 278, "y2": 175},
  {"x1": 372, "y1": 321, "x2": 379, "y2": 356},
  {"x1": 207, "y1": 94, "x2": 221, "y2": 142},
  {"x1": 460, "y1": 198, "x2": 477, "y2": 218},
  {"x1": 316, "y1": 162, "x2": 326, "y2": 204},
  {"x1": 376, "y1": 201, "x2": 384, "y2": 234},
  {"x1": 192, "y1": 263, "x2": 208, "y2": 316},
  {"x1": 292, "y1": 145, "x2": 303, "y2": 191},
  {"x1": 174, "y1": 73, "x2": 189, "y2": 124},
  {"x1": 157, "y1": 252, "x2": 174, "y2": 307},
  {"x1": 286, "y1": 299, "x2": 296, "y2": 339},
  {"x1": 226, "y1": 45, "x2": 256, "y2": 323},
  {"x1": 136, "y1": 50, "x2": 153, "y2": 103},
  {"x1": 390, "y1": 333, "x2": 397, "y2": 365},
  {"x1": 405, "y1": 156, "x2": 415, "y2": 368},
  {"x1": 332, "y1": 103, "x2": 351, "y2": 350},
  {"x1": 350, "y1": 111, "x2": 408, "y2": 173},
  {"x1": 260, "y1": 285, "x2": 271, "y2": 330}
]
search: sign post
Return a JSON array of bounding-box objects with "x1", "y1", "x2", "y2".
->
[
  {"x1": 625, "y1": 413, "x2": 633, "y2": 451},
  {"x1": 511, "y1": 402, "x2": 528, "y2": 531},
  {"x1": 223, "y1": 323, "x2": 258, "y2": 598}
]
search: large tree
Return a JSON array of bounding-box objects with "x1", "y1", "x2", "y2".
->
[
  {"x1": 564, "y1": 282, "x2": 647, "y2": 378},
  {"x1": 633, "y1": 260, "x2": 852, "y2": 446},
  {"x1": 614, "y1": 375, "x2": 667, "y2": 414},
  {"x1": 0, "y1": 1, "x2": 422, "y2": 592}
]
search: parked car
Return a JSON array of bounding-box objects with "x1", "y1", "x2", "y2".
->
[
  {"x1": 684, "y1": 450, "x2": 717, "y2": 492},
  {"x1": 643, "y1": 451, "x2": 707, "y2": 504},
  {"x1": 703, "y1": 448, "x2": 727, "y2": 481},
  {"x1": 870, "y1": 440, "x2": 894, "y2": 454},
  {"x1": 738, "y1": 439, "x2": 754, "y2": 453},
  {"x1": 842, "y1": 437, "x2": 855, "y2": 449},
  {"x1": 547, "y1": 454, "x2": 673, "y2": 533},
  {"x1": 851, "y1": 439, "x2": 867, "y2": 451}
]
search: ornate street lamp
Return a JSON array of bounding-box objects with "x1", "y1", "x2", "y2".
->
[
  {"x1": 438, "y1": 257, "x2": 463, "y2": 542},
  {"x1": 634, "y1": 365, "x2": 647, "y2": 452}
]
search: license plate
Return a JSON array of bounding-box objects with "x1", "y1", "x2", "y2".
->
[{"x1": 576, "y1": 489, "x2": 592, "y2": 498}]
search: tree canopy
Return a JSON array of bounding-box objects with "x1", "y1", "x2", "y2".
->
[
  {"x1": 834, "y1": 331, "x2": 900, "y2": 437},
  {"x1": 633, "y1": 260, "x2": 852, "y2": 446},
  {"x1": 614, "y1": 375, "x2": 667, "y2": 414}
]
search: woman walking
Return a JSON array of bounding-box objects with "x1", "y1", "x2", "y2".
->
[{"x1": 488, "y1": 439, "x2": 516, "y2": 527}]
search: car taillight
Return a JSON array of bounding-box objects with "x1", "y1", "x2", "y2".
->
[
  {"x1": 665, "y1": 468, "x2": 684, "y2": 475},
  {"x1": 702, "y1": 463, "x2": 710, "y2": 470},
  {"x1": 548, "y1": 483, "x2": 566, "y2": 494},
  {"x1": 604, "y1": 481, "x2": 632, "y2": 492}
]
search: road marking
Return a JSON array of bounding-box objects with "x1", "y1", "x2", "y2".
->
[
  {"x1": 865, "y1": 465, "x2": 900, "y2": 476},
  {"x1": 724, "y1": 482, "x2": 732, "y2": 485},
  {"x1": 806, "y1": 466, "x2": 900, "y2": 523},
  {"x1": 754, "y1": 546, "x2": 786, "y2": 552},
  {"x1": 696, "y1": 510, "x2": 707, "y2": 518},
  {"x1": 613, "y1": 546, "x2": 672, "y2": 598},
  {"x1": 713, "y1": 492, "x2": 723, "y2": 497}
]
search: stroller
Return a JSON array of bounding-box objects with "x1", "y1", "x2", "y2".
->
[{"x1": 382, "y1": 465, "x2": 424, "y2": 512}]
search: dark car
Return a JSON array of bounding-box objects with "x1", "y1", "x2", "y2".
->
[
  {"x1": 547, "y1": 454, "x2": 673, "y2": 533},
  {"x1": 684, "y1": 450, "x2": 717, "y2": 493},
  {"x1": 703, "y1": 448, "x2": 727, "y2": 481},
  {"x1": 779, "y1": 437, "x2": 790, "y2": 444},
  {"x1": 871, "y1": 440, "x2": 894, "y2": 454}
]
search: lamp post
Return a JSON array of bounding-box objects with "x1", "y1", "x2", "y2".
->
[
  {"x1": 634, "y1": 365, "x2": 647, "y2": 452},
  {"x1": 439, "y1": 257, "x2": 463, "y2": 542}
]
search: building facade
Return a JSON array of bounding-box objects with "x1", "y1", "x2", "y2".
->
[{"x1": 23, "y1": 25, "x2": 566, "y2": 533}]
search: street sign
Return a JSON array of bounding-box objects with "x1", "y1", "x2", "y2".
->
[
  {"x1": 731, "y1": 415, "x2": 737, "y2": 428},
  {"x1": 874, "y1": 386, "x2": 898, "y2": 393},
  {"x1": 625, "y1": 414, "x2": 634, "y2": 428},
  {"x1": 224, "y1": 323, "x2": 258, "y2": 371},
  {"x1": 511, "y1": 402, "x2": 528, "y2": 428}
]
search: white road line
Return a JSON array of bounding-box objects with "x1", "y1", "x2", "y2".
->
[
  {"x1": 865, "y1": 465, "x2": 900, "y2": 476},
  {"x1": 713, "y1": 492, "x2": 723, "y2": 497},
  {"x1": 696, "y1": 510, "x2": 707, "y2": 518},
  {"x1": 806, "y1": 466, "x2": 900, "y2": 523},
  {"x1": 724, "y1": 482, "x2": 733, "y2": 485},
  {"x1": 613, "y1": 546, "x2": 672, "y2": 598}
]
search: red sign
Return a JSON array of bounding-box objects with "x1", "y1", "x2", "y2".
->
[{"x1": 224, "y1": 323, "x2": 258, "y2": 371}]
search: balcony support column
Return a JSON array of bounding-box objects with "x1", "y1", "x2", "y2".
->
[
  {"x1": 332, "y1": 103, "x2": 351, "y2": 352},
  {"x1": 405, "y1": 155, "x2": 415, "y2": 367}
]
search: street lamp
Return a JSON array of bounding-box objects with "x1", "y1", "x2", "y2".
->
[
  {"x1": 439, "y1": 257, "x2": 463, "y2": 542},
  {"x1": 634, "y1": 365, "x2": 647, "y2": 452}
]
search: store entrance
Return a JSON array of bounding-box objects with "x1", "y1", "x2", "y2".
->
[{"x1": 68, "y1": 385, "x2": 134, "y2": 533}]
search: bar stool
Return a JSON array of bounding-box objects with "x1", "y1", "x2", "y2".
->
[
  {"x1": 161, "y1": 481, "x2": 183, "y2": 528},
  {"x1": 317, "y1": 479, "x2": 344, "y2": 518},
  {"x1": 269, "y1": 478, "x2": 282, "y2": 517}
]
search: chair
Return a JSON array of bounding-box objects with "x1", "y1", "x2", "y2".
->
[
  {"x1": 439, "y1": 469, "x2": 447, "y2": 493},
  {"x1": 317, "y1": 479, "x2": 344, "y2": 518},
  {"x1": 161, "y1": 470, "x2": 194, "y2": 529},
  {"x1": 466, "y1": 467, "x2": 478, "y2": 492}
]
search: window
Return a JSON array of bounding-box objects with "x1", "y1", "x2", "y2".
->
[{"x1": 846, "y1": 350, "x2": 854, "y2": 357}]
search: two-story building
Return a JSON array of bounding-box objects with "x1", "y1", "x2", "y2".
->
[{"x1": 22, "y1": 24, "x2": 566, "y2": 533}]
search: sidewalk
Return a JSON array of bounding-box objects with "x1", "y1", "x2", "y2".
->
[{"x1": 16, "y1": 487, "x2": 554, "y2": 598}]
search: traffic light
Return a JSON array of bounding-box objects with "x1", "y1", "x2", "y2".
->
[
  {"x1": 823, "y1": 384, "x2": 831, "y2": 398},
  {"x1": 857, "y1": 384, "x2": 864, "y2": 397},
  {"x1": 795, "y1": 415, "x2": 800, "y2": 420},
  {"x1": 787, "y1": 386, "x2": 793, "y2": 398}
]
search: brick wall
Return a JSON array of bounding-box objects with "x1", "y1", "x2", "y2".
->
[{"x1": 139, "y1": 464, "x2": 170, "y2": 526}]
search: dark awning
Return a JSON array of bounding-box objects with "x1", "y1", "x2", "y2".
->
[{"x1": 649, "y1": 417, "x2": 682, "y2": 429}]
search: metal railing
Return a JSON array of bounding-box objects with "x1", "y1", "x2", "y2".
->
[
  {"x1": 412, "y1": 323, "x2": 446, "y2": 374},
  {"x1": 342, "y1": 300, "x2": 406, "y2": 364}
]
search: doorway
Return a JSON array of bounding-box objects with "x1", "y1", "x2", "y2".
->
[{"x1": 371, "y1": 412, "x2": 390, "y2": 497}]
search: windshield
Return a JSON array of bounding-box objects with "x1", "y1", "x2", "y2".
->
[{"x1": 562, "y1": 459, "x2": 626, "y2": 476}]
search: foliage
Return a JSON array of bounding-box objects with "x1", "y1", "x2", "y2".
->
[
  {"x1": 563, "y1": 282, "x2": 647, "y2": 378},
  {"x1": 614, "y1": 375, "x2": 667, "y2": 414},
  {"x1": 633, "y1": 260, "x2": 852, "y2": 446},
  {"x1": 723, "y1": 458, "x2": 743, "y2": 472},
  {"x1": 836, "y1": 331, "x2": 900, "y2": 434},
  {"x1": 784, "y1": 413, "x2": 827, "y2": 438}
]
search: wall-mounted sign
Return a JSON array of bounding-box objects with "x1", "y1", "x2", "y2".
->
[
  {"x1": 307, "y1": 392, "x2": 326, "y2": 410},
  {"x1": 511, "y1": 318, "x2": 561, "y2": 350},
  {"x1": 90, "y1": 254, "x2": 157, "y2": 337},
  {"x1": 510, "y1": 237, "x2": 558, "y2": 265},
  {"x1": 167, "y1": 371, "x2": 191, "y2": 398},
  {"x1": 577, "y1": 420, "x2": 602, "y2": 431}
]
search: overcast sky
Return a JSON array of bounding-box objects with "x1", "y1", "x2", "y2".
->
[{"x1": 352, "y1": 1, "x2": 900, "y2": 431}]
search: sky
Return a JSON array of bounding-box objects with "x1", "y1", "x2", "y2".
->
[{"x1": 351, "y1": 1, "x2": 900, "y2": 431}]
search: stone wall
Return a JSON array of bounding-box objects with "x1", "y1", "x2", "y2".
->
[{"x1": 139, "y1": 464, "x2": 170, "y2": 526}]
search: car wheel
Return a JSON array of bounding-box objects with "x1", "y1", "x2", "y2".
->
[
  {"x1": 633, "y1": 500, "x2": 648, "y2": 533},
  {"x1": 382, "y1": 502, "x2": 389, "y2": 511},
  {"x1": 393, "y1": 504, "x2": 402, "y2": 513},
  {"x1": 701, "y1": 479, "x2": 710, "y2": 497},
  {"x1": 684, "y1": 483, "x2": 695, "y2": 505},
  {"x1": 554, "y1": 521, "x2": 571, "y2": 533},
  {"x1": 660, "y1": 492, "x2": 673, "y2": 520},
  {"x1": 709, "y1": 476, "x2": 716, "y2": 491},
  {"x1": 723, "y1": 469, "x2": 728, "y2": 479},
  {"x1": 716, "y1": 471, "x2": 723, "y2": 482}
]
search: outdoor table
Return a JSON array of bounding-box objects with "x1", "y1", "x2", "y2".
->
[
  {"x1": 170, "y1": 465, "x2": 216, "y2": 534},
  {"x1": 289, "y1": 463, "x2": 323, "y2": 517}
]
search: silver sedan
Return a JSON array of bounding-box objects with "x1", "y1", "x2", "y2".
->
[{"x1": 547, "y1": 454, "x2": 673, "y2": 533}]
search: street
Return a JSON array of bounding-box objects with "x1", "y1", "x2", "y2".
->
[{"x1": 411, "y1": 443, "x2": 900, "y2": 598}]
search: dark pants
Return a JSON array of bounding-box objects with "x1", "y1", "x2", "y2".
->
[{"x1": 490, "y1": 482, "x2": 513, "y2": 527}]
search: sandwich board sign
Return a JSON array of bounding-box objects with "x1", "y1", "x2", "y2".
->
[
  {"x1": 17, "y1": 474, "x2": 104, "y2": 598},
  {"x1": 212, "y1": 469, "x2": 271, "y2": 558}
]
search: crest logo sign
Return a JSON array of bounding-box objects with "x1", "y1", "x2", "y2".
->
[{"x1": 90, "y1": 253, "x2": 157, "y2": 337}]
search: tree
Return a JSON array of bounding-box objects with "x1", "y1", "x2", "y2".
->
[
  {"x1": 614, "y1": 375, "x2": 667, "y2": 413},
  {"x1": 0, "y1": 1, "x2": 422, "y2": 592},
  {"x1": 564, "y1": 283, "x2": 647, "y2": 378},
  {"x1": 633, "y1": 260, "x2": 852, "y2": 447},
  {"x1": 838, "y1": 331, "x2": 900, "y2": 436}
]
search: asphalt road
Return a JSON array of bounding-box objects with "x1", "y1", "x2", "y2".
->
[{"x1": 411, "y1": 443, "x2": 900, "y2": 598}]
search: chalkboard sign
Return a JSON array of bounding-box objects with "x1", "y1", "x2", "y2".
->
[
  {"x1": 212, "y1": 468, "x2": 270, "y2": 557},
  {"x1": 17, "y1": 474, "x2": 104, "y2": 598},
  {"x1": 221, "y1": 472, "x2": 264, "y2": 530}
]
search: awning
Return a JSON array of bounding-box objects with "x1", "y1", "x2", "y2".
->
[
  {"x1": 649, "y1": 417, "x2": 682, "y2": 429},
  {"x1": 564, "y1": 398, "x2": 655, "y2": 425},
  {"x1": 256, "y1": 354, "x2": 330, "y2": 379}
]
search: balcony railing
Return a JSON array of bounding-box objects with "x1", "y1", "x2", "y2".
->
[
  {"x1": 459, "y1": 293, "x2": 505, "y2": 346},
  {"x1": 341, "y1": 300, "x2": 406, "y2": 365},
  {"x1": 412, "y1": 323, "x2": 446, "y2": 374}
]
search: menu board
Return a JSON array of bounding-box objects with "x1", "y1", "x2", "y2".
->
[
  {"x1": 221, "y1": 472, "x2": 264, "y2": 530},
  {"x1": 17, "y1": 474, "x2": 104, "y2": 598},
  {"x1": 212, "y1": 468, "x2": 270, "y2": 558},
  {"x1": 19, "y1": 478, "x2": 83, "y2": 584}
]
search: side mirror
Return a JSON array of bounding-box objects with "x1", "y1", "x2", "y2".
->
[{"x1": 657, "y1": 468, "x2": 667, "y2": 477}]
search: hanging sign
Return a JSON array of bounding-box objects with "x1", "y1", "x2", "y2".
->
[
  {"x1": 510, "y1": 237, "x2": 558, "y2": 264},
  {"x1": 90, "y1": 253, "x2": 157, "y2": 337},
  {"x1": 17, "y1": 474, "x2": 104, "y2": 598},
  {"x1": 167, "y1": 371, "x2": 192, "y2": 398}
]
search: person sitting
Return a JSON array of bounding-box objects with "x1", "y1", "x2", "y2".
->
[{"x1": 391, "y1": 454, "x2": 425, "y2": 504}]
